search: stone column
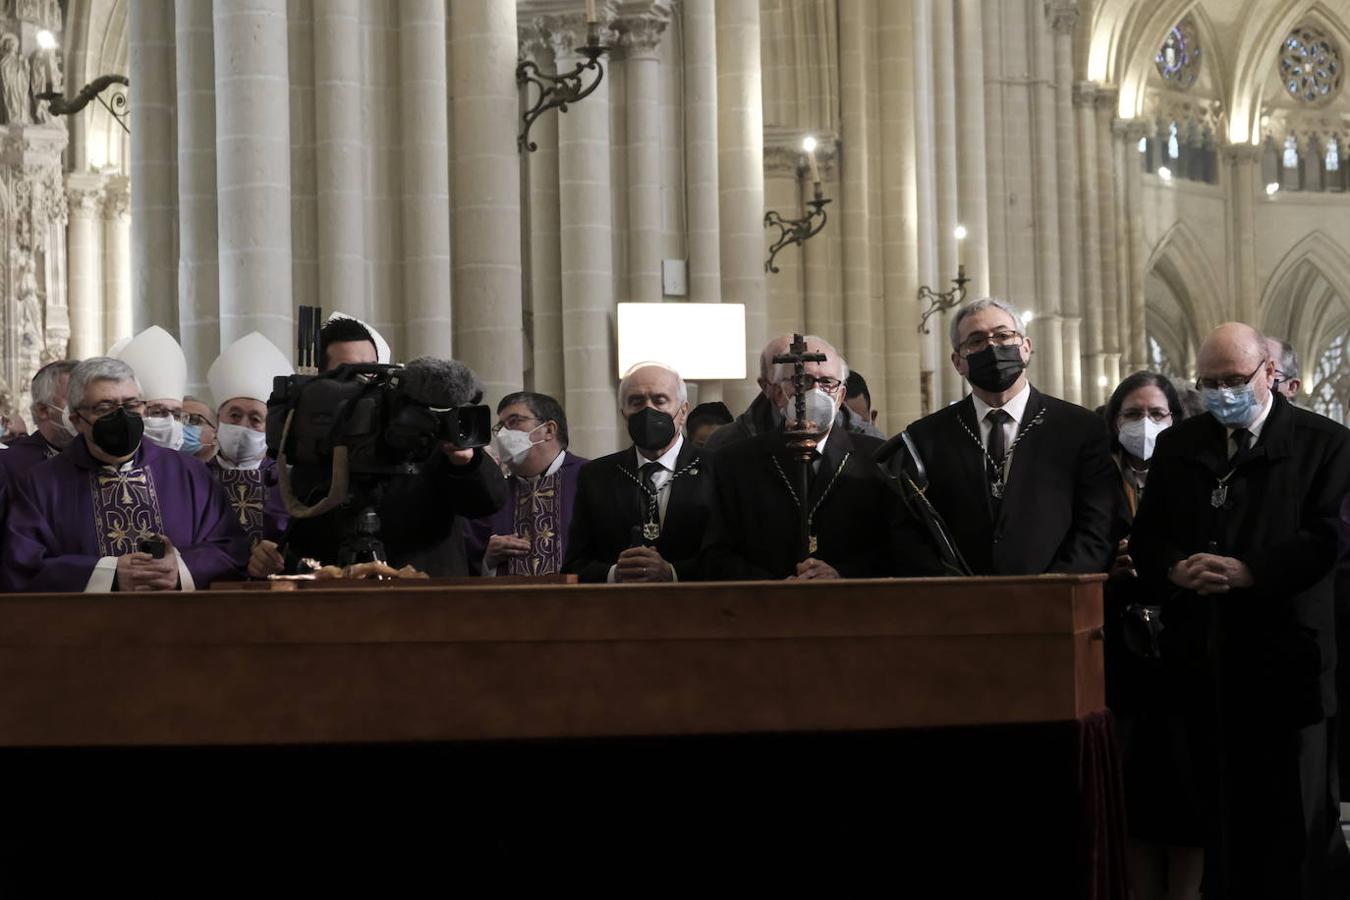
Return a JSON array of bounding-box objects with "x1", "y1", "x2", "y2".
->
[
  {"x1": 1050, "y1": 3, "x2": 1082, "y2": 403},
  {"x1": 128, "y1": 0, "x2": 178, "y2": 334},
  {"x1": 66, "y1": 174, "x2": 105, "y2": 359},
  {"x1": 716, "y1": 0, "x2": 768, "y2": 411},
  {"x1": 399, "y1": 0, "x2": 453, "y2": 359},
  {"x1": 313, "y1": 0, "x2": 366, "y2": 319},
  {"x1": 1074, "y1": 82, "x2": 1106, "y2": 406},
  {"x1": 618, "y1": 8, "x2": 670, "y2": 303},
  {"x1": 1118, "y1": 119, "x2": 1150, "y2": 372},
  {"x1": 1095, "y1": 89, "x2": 1122, "y2": 389},
  {"x1": 214, "y1": 0, "x2": 293, "y2": 351},
  {"x1": 555, "y1": 19, "x2": 617, "y2": 456},
  {"x1": 519, "y1": 24, "x2": 564, "y2": 398},
  {"x1": 914, "y1": 0, "x2": 942, "y2": 408},
  {"x1": 880, "y1": 0, "x2": 923, "y2": 430},
  {"x1": 1030, "y1": 4, "x2": 1063, "y2": 396},
  {"x1": 176, "y1": 0, "x2": 218, "y2": 391},
  {"x1": 449, "y1": 1, "x2": 524, "y2": 403},
  {"x1": 838, "y1": 0, "x2": 878, "y2": 382},
  {"x1": 934, "y1": 0, "x2": 961, "y2": 405},
  {"x1": 683, "y1": 0, "x2": 721, "y2": 305},
  {"x1": 1226, "y1": 143, "x2": 1261, "y2": 324},
  {"x1": 956, "y1": 0, "x2": 990, "y2": 293},
  {"x1": 102, "y1": 177, "x2": 133, "y2": 349},
  {"x1": 763, "y1": 142, "x2": 805, "y2": 339}
]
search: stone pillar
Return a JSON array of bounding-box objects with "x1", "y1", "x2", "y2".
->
[
  {"x1": 399, "y1": 0, "x2": 453, "y2": 359},
  {"x1": 716, "y1": 0, "x2": 768, "y2": 411},
  {"x1": 66, "y1": 174, "x2": 105, "y2": 360},
  {"x1": 763, "y1": 142, "x2": 805, "y2": 339},
  {"x1": 176, "y1": 0, "x2": 218, "y2": 392},
  {"x1": 618, "y1": 8, "x2": 670, "y2": 304},
  {"x1": 449, "y1": 1, "x2": 524, "y2": 403},
  {"x1": 1118, "y1": 119, "x2": 1150, "y2": 373},
  {"x1": 555, "y1": 19, "x2": 617, "y2": 456},
  {"x1": 914, "y1": 0, "x2": 941, "y2": 408},
  {"x1": 102, "y1": 177, "x2": 133, "y2": 349},
  {"x1": 934, "y1": 0, "x2": 961, "y2": 405},
  {"x1": 683, "y1": 0, "x2": 721, "y2": 305},
  {"x1": 128, "y1": 0, "x2": 178, "y2": 334},
  {"x1": 519, "y1": 25, "x2": 564, "y2": 398},
  {"x1": 1074, "y1": 83, "x2": 1106, "y2": 406},
  {"x1": 1030, "y1": 5, "x2": 1063, "y2": 396},
  {"x1": 1095, "y1": 89, "x2": 1122, "y2": 389},
  {"x1": 880, "y1": 0, "x2": 923, "y2": 431},
  {"x1": 980, "y1": 0, "x2": 1007, "y2": 296},
  {"x1": 313, "y1": 0, "x2": 366, "y2": 320},
  {"x1": 214, "y1": 0, "x2": 293, "y2": 351},
  {"x1": 1050, "y1": 3, "x2": 1082, "y2": 403},
  {"x1": 1226, "y1": 143, "x2": 1261, "y2": 324},
  {"x1": 838, "y1": 0, "x2": 878, "y2": 382},
  {"x1": 955, "y1": 0, "x2": 990, "y2": 293}
]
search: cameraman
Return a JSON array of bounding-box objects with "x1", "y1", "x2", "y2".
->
[{"x1": 248, "y1": 350, "x2": 508, "y2": 578}]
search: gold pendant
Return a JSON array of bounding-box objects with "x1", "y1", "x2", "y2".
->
[
  {"x1": 1210, "y1": 485, "x2": 1228, "y2": 509},
  {"x1": 642, "y1": 521, "x2": 661, "y2": 542},
  {"x1": 808, "y1": 534, "x2": 818, "y2": 555}
]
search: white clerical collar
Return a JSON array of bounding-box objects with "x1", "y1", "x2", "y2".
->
[
  {"x1": 814, "y1": 431, "x2": 831, "y2": 457},
  {"x1": 634, "y1": 434, "x2": 684, "y2": 473},
  {"x1": 971, "y1": 381, "x2": 1031, "y2": 426},
  {"x1": 216, "y1": 455, "x2": 262, "y2": 471},
  {"x1": 1233, "y1": 391, "x2": 1275, "y2": 442},
  {"x1": 519, "y1": 449, "x2": 566, "y2": 483}
]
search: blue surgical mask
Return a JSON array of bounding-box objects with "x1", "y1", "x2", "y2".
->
[
  {"x1": 180, "y1": 422, "x2": 204, "y2": 455},
  {"x1": 1203, "y1": 384, "x2": 1258, "y2": 427}
]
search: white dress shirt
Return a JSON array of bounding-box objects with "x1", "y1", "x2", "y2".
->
[
  {"x1": 1226, "y1": 391, "x2": 1273, "y2": 459},
  {"x1": 971, "y1": 382, "x2": 1031, "y2": 452},
  {"x1": 608, "y1": 434, "x2": 686, "y2": 583}
]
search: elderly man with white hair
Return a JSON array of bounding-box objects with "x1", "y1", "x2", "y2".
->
[
  {"x1": 1, "y1": 356, "x2": 247, "y2": 592},
  {"x1": 898, "y1": 297, "x2": 1117, "y2": 575},
  {"x1": 702, "y1": 334, "x2": 941, "y2": 579},
  {"x1": 563, "y1": 362, "x2": 717, "y2": 583}
]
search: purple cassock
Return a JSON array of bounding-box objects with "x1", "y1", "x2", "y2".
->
[
  {"x1": 465, "y1": 451, "x2": 588, "y2": 576},
  {"x1": 1, "y1": 436, "x2": 248, "y2": 593},
  {"x1": 0, "y1": 433, "x2": 62, "y2": 526},
  {"x1": 206, "y1": 455, "x2": 289, "y2": 548}
]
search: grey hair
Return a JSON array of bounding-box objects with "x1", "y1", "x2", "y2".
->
[
  {"x1": 949, "y1": 298, "x2": 1028, "y2": 352},
  {"x1": 768, "y1": 335, "x2": 850, "y2": 385},
  {"x1": 1268, "y1": 337, "x2": 1300, "y2": 380},
  {"x1": 618, "y1": 361, "x2": 689, "y2": 408},
  {"x1": 67, "y1": 357, "x2": 141, "y2": 411},
  {"x1": 30, "y1": 359, "x2": 78, "y2": 420}
]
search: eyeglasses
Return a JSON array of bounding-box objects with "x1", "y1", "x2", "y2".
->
[
  {"x1": 1196, "y1": 361, "x2": 1264, "y2": 392},
  {"x1": 145, "y1": 405, "x2": 184, "y2": 422},
  {"x1": 491, "y1": 415, "x2": 540, "y2": 435},
  {"x1": 959, "y1": 330, "x2": 1025, "y2": 356},
  {"x1": 1117, "y1": 408, "x2": 1172, "y2": 424},
  {"x1": 781, "y1": 375, "x2": 844, "y2": 394},
  {"x1": 80, "y1": 400, "x2": 145, "y2": 419},
  {"x1": 184, "y1": 413, "x2": 215, "y2": 428}
]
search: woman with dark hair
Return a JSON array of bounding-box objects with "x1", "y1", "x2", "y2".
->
[{"x1": 1104, "y1": 371, "x2": 1203, "y2": 900}]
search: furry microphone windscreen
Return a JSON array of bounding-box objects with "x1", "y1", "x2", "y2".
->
[{"x1": 399, "y1": 356, "x2": 484, "y2": 408}]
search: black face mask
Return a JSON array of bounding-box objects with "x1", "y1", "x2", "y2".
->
[
  {"x1": 87, "y1": 407, "x2": 144, "y2": 459},
  {"x1": 627, "y1": 407, "x2": 677, "y2": 452},
  {"x1": 965, "y1": 344, "x2": 1026, "y2": 393}
]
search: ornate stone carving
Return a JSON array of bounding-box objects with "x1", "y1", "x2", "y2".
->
[
  {"x1": 1094, "y1": 86, "x2": 1119, "y2": 112},
  {"x1": 1220, "y1": 142, "x2": 1263, "y2": 164},
  {"x1": 1113, "y1": 117, "x2": 1152, "y2": 143},
  {"x1": 103, "y1": 177, "x2": 130, "y2": 219},
  {"x1": 67, "y1": 183, "x2": 103, "y2": 217},
  {"x1": 0, "y1": 32, "x2": 30, "y2": 125},
  {"x1": 29, "y1": 48, "x2": 61, "y2": 124},
  {"x1": 763, "y1": 128, "x2": 838, "y2": 180},
  {"x1": 1045, "y1": 1, "x2": 1079, "y2": 35},
  {"x1": 1072, "y1": 81, "x2": 1097, "y2": 108},
  {"x1": 614, "y1": 2, "x2": 673, "y2": 58}
]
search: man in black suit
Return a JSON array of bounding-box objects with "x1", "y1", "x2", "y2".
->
[
  {"x1": 563, "y1": 363, "x2": 715, "y2": 583},
  {"x1": 702, "y1": 335, "x2": 942, "y2": 580},
  {"x1": 901, "y1": 298, "x2": 1117, "y2": 575},
  {"x1": 1131, "y1": 322, "x2": 1350, "y2": 900}
]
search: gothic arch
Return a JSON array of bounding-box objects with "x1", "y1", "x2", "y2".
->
[
  {"x1": 62, "y1": 0, "x2": 128, "y2": 172},
  {"x1": 1260, "y1": 232, "x2": 1350, "y2": 367},
  {"x1": 1144, "y1": 221, "x2": 1225, "y2": 332}
]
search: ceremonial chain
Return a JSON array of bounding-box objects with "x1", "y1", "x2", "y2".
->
[
  {"x1": 616, "y1": 455, "x2": 703, "y2": 541},
  {"x1": 771, "y1": 451, "x2": 850, "y2": 553},
  {"x1": 957, "y1": 408, "x2": 1046, "y2": 499}
]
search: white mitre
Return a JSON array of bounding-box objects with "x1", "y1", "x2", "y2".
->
[
  {"x1": 326, "y1": 311, "x2": 392, "y2": 364},
  {"x1": 111, "y1": 326, "x2": 187, "y2": 403},
  {"x1": 208, "y1": 332, "x2": 295, "y2": 408}
]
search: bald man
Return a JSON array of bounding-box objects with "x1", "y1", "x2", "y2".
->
[
  {"x1": 703, "y1": 335, "x2": 794, "y2": 450},
  {"x1": 563, "y1": 363, "x2": 717, "y2": 583},
  {"x1": 1131, "y1": 322, "x2": 1350, "y2": 899}
]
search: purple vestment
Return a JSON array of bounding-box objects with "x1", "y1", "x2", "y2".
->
[
  {"x1": 464, "y1": 451, "x2": 588, "y2": 576},
  {"x1": 1, "y1": 436, "x2": 248, "y2": 592},
  {"x1": 206, "y1": 455, "x2": 289, "y2": 547}
]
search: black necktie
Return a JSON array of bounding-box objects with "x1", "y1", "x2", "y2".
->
[
  {"x1": 640, "y1": 462, "x2": 663, "y2": 524},
  {"x1": 986, "y1": 409, "x2": 1011, "y2": 484},
  {"x1": 1232, "y1": 428, "x2": 1253, "y2": 458}
]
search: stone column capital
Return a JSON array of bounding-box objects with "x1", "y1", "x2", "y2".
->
[
  {"x1": 1220, "y1": 142, "x2": 1263, "y2": 164},
  {"x1": 102, "y1": 175, "x2": 130, "y2": 220},
  {"x1": 1072, "y1": 81, "x2": 1097, "y2": 107},
  {"x1": 541, "y1": 13, "x2": 617, "y2": 60},
  {"x1": 1045, "y1": 1, "x2": 1079, "y2": 35},
  {"x1": 763, "y1": 128, "x2": 837, "y2": 179},
  {"x1": 1094, "y1": 86, "x2": 1119, "y2": 113},
  {"x1": 1113, "y1": 117, "x2": 1151, "y2": 142},
  {"x1": 614, "y1": 1, "x2": 673, "y2": 58}
]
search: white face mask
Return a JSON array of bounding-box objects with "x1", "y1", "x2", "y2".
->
[
  {"x1": 1118, "y1": 418, "x2": 1169, "y2": 462},
  {"x1": 491, "y1": 422, "x2": 545, "y2": 468},
  {"x1": 59, "y1": 405, "x2": 79, "y2": 439},
  {"x1": 143, "y1": 415, "x2": 184, "y2": 451},
  {"x1": 782, "y1": 387, "x2": 838, "y2": 432},
  {"x1": 217, "y1": 422, "x2": 268, "y2": 468}
]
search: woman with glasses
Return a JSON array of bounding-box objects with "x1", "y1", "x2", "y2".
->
[{"x1": 1101, "y1": 371, "x2": 1203, "y2": 900}]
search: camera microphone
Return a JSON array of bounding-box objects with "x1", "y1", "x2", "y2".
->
[{"x1": 399, "y1": 357, "x2": 483, "y2": 409}]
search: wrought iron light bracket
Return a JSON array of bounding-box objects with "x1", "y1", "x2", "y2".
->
[
  {"x1": 516, "y1": 25, "x2": 607, "y2": 153},
  {"x1": 917, "y1": 266, "x2": 971, "y2": 334},
  {"x1": 764, "y1": 198, "x2": 830, "y2": 274},
  {"x1": 38, "y1": 74, "x2": 129, "y2": 134}
]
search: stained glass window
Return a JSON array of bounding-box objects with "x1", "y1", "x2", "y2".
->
[
  {"x1": 1328, "y1": 136, "x2": 1341, "y2": 171},
  {"x1": 1147, "y1": 336, "x2": 1179, "y2": 380},
  {"x1": 1156, "y1": 17, "x2": 1201, "y2": 89},
  {"x1": 1168, "y1": 122, "x2": 1180, "y2": 160},
  {"x1": 1281, "y1": 24, "x2": 1344, "y2": 104},
  {"x1": 1284, "y1": 135, "x2": 1299, "y2": 169},
  {"x1": 1312, "y1": 333, "x2": 1349, "y2": 425}
]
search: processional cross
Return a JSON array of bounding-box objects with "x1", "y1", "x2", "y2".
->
[{"x1": 773, "y1": 333, "x2": 828, "y2": 561}]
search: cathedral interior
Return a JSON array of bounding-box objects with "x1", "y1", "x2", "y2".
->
[{"x1": 1, "y1": 0, "x2": 1347, "y2": 459}]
